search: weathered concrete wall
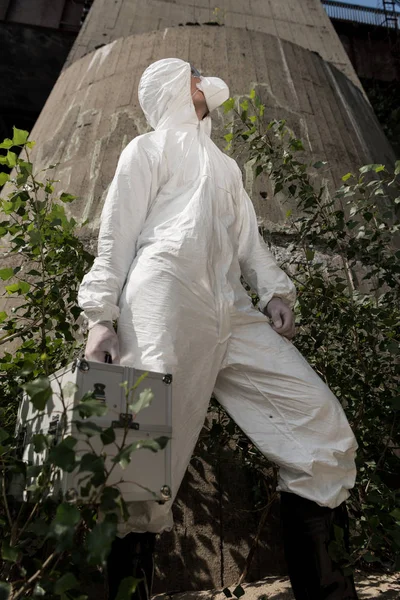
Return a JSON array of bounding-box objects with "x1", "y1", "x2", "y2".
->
[
  {"x1": 65, "y1": 0, "x2": 360, "y2": 86},
  {"x1": 29, "y1": 26, "x2": 394, "y2": 234}
]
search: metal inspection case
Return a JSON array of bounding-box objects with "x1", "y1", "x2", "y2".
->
[{"x1": 14, "y1": 359, "x2": 172, "y2": 503}]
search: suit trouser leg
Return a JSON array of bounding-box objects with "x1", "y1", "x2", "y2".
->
[{"x1": 213, "y1": 316, "x2": 358, "y2": 598}]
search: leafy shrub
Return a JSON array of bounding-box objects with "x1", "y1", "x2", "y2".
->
[
  {"x1": 0, "y1": 128, "x2": 93, "y2": 432},
  {"x1": 217, "y1": 94, "x2": 400, "y2": 571},
  {"x1": 0, "y1": 130, "x2": 168, "y2": 599}
]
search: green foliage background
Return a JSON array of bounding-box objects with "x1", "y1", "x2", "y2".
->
[
  {"x1": 0, "y1": 130, "x2": 167, "y2": 600},
  {"x1": 218, "y1": 93, "x2": 400, "y2": 572}
]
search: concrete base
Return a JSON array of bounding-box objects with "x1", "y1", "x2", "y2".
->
[{"x1": 153, "y1": 573, "x2": 400, "y2": 600}]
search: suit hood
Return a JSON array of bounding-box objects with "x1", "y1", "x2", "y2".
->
[{"x1": 138, "y1": 58, "x2": 212, "y2": 134}]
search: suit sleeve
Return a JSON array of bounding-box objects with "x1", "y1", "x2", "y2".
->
[
  {"x1": 78, "y1": 138, "x2": 155, "y2": 328},
  {"x1": 238, "y1": 186, "x2": 296, "y2": 311}
]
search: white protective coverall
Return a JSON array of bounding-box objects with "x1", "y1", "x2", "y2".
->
[{"x1": 78, "y1": 58, "x2": 358, "y2": 535}]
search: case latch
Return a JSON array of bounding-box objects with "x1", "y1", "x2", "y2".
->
[
  {"x1": 48, "y1": 416, "x2": 61, "y2": 445},
  {"x1": 15, "y1": 425, "x2": 27, "y2": 459}
]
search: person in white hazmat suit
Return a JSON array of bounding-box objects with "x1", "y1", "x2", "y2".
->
[{"x1": 78, "y1": 58, "x2": 359, "y2": 600}]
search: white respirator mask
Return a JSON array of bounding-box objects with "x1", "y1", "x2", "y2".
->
[
  {"x1": 191, "y1": 65, "x2": 230, "y2": 113},
  {"x1": 196, "y1": 77, "x2": 230, "y2": 112}
]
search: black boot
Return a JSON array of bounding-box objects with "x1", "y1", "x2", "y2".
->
[
  {"x1": 107, "y1": 532, "x2": 156, "y2": 600},
  {"x1": 280, "y1": 492, "x2": 358, "y2": 600}
]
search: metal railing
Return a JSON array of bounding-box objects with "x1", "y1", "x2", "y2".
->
[{"x1": 322, "y1": 0, "x2": 400, "y2": 29}]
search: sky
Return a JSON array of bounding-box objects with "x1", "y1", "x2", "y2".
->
[{"x1": 341, "y1": 0, "x2": 400, "y2": 9}]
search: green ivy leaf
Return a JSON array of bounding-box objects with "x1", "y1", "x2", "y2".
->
[
  {"x1": 101, "y1": 426, "x2": 116, "y2": 445},
  {"x1": 306, "y1": 249, "x2": 315, "y2": 262},
  {"x1": 19, "y1": 159, "x2": 32, "y2": 174},
  {"x1": 390, "y1": 508, "x2": 400, "y2": 521},
  {"x1": 18, "y1": 280, "x2": 30, "y2": 294},
  {"x1": 115, "y1": 577, "x2": 141, "y2": 600},
  {"x1": 223, "y1": 98, "x2": 235, "y2": 113},
  {"x1": 27, "y1": 464, "x2": 43, "y2": 478},
  {"x1": 1, "y1": 540, "x2": 18, "y2": 563},
  {"x1": 12, "y1": 127, "x2": 29, "y2": 146},
  {"x1": 6, "y1": 151, "x2": 17, "y2": 168},
  {"x1": 79, "y1": 453, "x2": 104, "y2": 475},
  {"x1": 289, "y1": 138, "x2": 304, "y2": 151},
  {"x1": 32, "y1": 433, "x2": 48, "y2": 453},
  {"x1": 48, "y1": 437, "x2": 77, "y2": 472},
  {"x1": 100, "y1": 486, "x2": 120, "y2": 511},
  {"x1": 49, "y1": 503, "x2": 81, "y2": 547},
  {"x1": 22, "y1": 377, "x2": 52, "y2": 411},
  {"x1": 0, "y1": 581, "x2": 11, "y2": 600},
  {"x1": 60, "y1": 192, "x2": 77, "y2": 203},
  {"x1": 0, "y1": 173, "x2": 9, "y2": 186},
  {"x1": 113, "y1": 436, "x2": 169, "y2": 469},
  {"x1": 54, "y1": 503, "x2": 80, "y2": 527},
  {"x1": 0, "y1": 269, "x2": 14, "y2": 281},
  {"x1": 28, "y1": 230, "x2": 42, "y2": 245},
  {"x1": 54, "y1": 572, "x2": 79, "y2": 595},
  {"x1": 363, "y1": 552, "x2": 378, "y2": 563},
  {"x1": 129, "y1": 388, "x2": 154, "y2": 415},
  {"x1": 154, "y1": 436, "x2": 169, "y2": 450},
  {"x1": 75, "y1": 421, "x2": 103, "y2": 437},
  {"x1": 86, "y1": 518, "x2": 117, "y2": 565},
  {"x1": 387, "y1": 340, "x2": 399, "y2": 355},
  {"x1": 79, "y1": 454, "x2": 106, "y2": 487},
  {"x1": 33, "y1": 584, "x2": 46, "y2": 596},
  {"x1": 74, "y1": 392, "x2": 108, "y2": 418},
  {"x1": 63, "y1": 382, "x2": 78, "y2": 399},
  {"x1": 0, "y1": 138, "x2": 13, "y2": 149},
  {"x1": 359, "y1": 164, "x2": 385, "y2": 174},
  {"x1": 18, "y1": 360, "x2": 35, "y2": 376},
  {"x1": 5, "y1": 283, "x2": 19, "y2": 294}
]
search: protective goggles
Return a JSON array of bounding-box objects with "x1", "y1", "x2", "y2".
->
[{"x1": 190, "y1": 65, "x2": 202, "y2": 78}]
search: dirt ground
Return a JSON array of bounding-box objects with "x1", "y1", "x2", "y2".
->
[{"x1": 152, "y1": 573, "x2": 400, "y2": 599}]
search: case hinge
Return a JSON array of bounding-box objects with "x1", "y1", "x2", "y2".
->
[
  {"x1": 111, "y1": 414, "x2": 140, "y2": 430},
  {"x1": 72, "y1": 358, "x2": 90, "y2": 374}
]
